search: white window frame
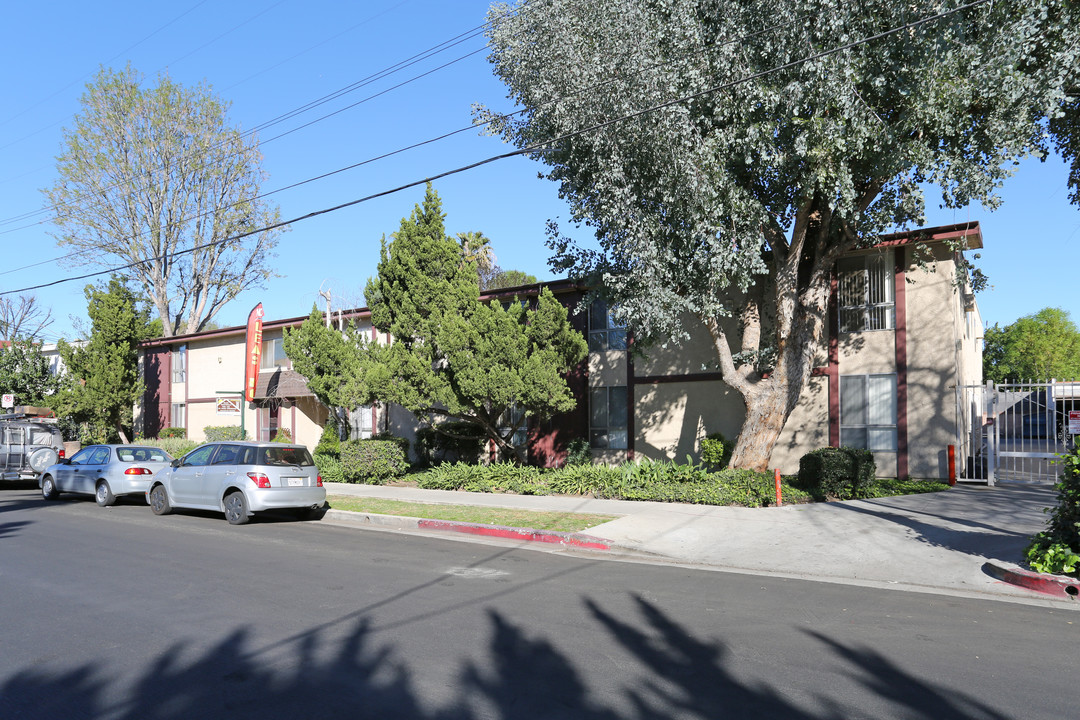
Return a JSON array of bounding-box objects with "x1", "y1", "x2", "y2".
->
[
  {"x1": 261, "y1": 337, "x2": 291, "y2": 371},
  {"x1": 350, "y1": 405, "x2": 374, "y2": 439},
  {"x1": 838, "y1": 253, "x2": 895, "y2": 333},
  {"x1": 170, "y1": 402, "x2": 186, "y2": 431},
  {"x1": 840, "y1": 373, "x2": 898, "y2": 451},
  {"x1": 590, "y1": 386, "x2": 628, "y2": 450},
  {"x1": 171, "y1": 345, "x2": 187, "y2": 383},
  {"x1": 589, "y1": 299, "x2": 627, "y2": 351}
]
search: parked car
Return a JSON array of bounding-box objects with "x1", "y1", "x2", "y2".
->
[
  {"x1": 1, "y1": 413, "x2": 66, "y2": 482},
  {"x1": 146, "y1": 441, "x2": 325, "y2": 525},
  {"x1": 39, "y1": 444, "x2": 174, "y2": 506}
]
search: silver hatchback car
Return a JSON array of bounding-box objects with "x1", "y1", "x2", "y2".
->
[
  {"x1": 147, "y1": 441, "x2": 325, "y2": 525},
  {"x1": 40, "y1": 444, "x2": 174, "y2": 506}
]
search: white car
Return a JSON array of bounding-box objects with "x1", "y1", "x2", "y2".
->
[
  {"x1": 147, "y1": 441, "x2": 325, "y2": 525},
  {"x1": 40, "y1": 444, "x2": 174, "y2": 506}
]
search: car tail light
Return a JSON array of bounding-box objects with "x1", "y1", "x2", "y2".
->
[
  {"x1": 316, "y1": 475, "x2": 323, "y2": 487},
  {"x1": 247, "y1": 472, "x2": 271, "y2": 489},
  {"x1": 59, "y1": 449, "x2": 65, "y2": 459},
  {"x1": 125, "y1": 467, "x2": 153, "y2": 475}
]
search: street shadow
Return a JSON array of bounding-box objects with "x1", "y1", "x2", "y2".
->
[
  {"x1": 0, "y1": 591, "x2": 1025, "y2": 719},
  {"x1": 802, "y1": 630, "x2": 1011, "y2": 720}
]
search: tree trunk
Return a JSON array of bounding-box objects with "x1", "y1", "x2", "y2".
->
[{"x1": 727, "y1": 381, "x2": 790, "y2": 471}]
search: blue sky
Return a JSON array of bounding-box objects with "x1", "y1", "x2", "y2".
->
[{"x1": 1, "y1": 0, "x2": 1078, "y2": 342}]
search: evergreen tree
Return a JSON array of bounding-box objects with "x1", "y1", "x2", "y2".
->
[{"x1": 55, "y1": 278, "x2": 155, "y2": 443}]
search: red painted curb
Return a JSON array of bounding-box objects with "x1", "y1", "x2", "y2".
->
[
  {"x1": 417, "y1": 519, "x2": 612, "y2": 551},
  {"x1": 983, "y1": 561, "x2": 1080, "y2": 600}
]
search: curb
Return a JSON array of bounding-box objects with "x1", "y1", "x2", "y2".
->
[
  {"x1": 322, "y1": 509, "x2": 613, "y2": 551},
  {"x1": 982, "y1": 561, "x2": 1080, "y2": 600}
]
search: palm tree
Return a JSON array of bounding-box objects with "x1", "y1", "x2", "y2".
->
[{"x1": 457, "y1": 231, "x2": 496, "y2": 280}]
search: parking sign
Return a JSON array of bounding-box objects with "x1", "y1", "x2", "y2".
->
[
  {"x1": 1070, "y1": 411, "x2": 1080, "y2": 435},
  {"x1": 1, "y1": 394, "x2": 13, "y2": 408}
]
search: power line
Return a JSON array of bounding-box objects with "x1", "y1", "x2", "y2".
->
[
  {"x1": 0, "y1": 0, "x2": 996, "y2": 299},
  {"x1": 0, "y1": 6, "x2": 788, "y2": 275}
]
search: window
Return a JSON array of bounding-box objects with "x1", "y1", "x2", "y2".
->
[
  {"x1": 181, "y1": 445, "x2": 216, "y2": 467},
  {"x1": 350, "y1": 405, "x2": 374, "y2": 439},
  {"x1": 170, "y1": 403, "x2": 186, "y2": 431},
  {"x1": 500, "y1": 405, "x2": 528, "y2": 450},
  {"x1": 171, "y1": 345, "x2": 187, "y2": 383},
  {"x1": 589, "y1": 299, "x2": 627, "y2": 351},
  {"x1": 261, "y1": 337, "x2": 290, "y2": 370},
  {"x1": 211, "y1": 444, "x2": 240, "y2": 465},
  {"x1": 838, "y1": 253, "x2": 894, "y2": 332},
  {"x1": 590, "y1": 386, "x2": 628, "y2": 449},
  {"x1": 259, "y1": 406, "x2": 280, "y2": 442},
  {"x1": 840, "y1": 374, "x2": 898, "y2": 451}
]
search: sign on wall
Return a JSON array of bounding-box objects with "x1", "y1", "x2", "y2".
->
[
  {"x1": 1, "y1": 394, "x2": 13, "y2": 408},
  {"x1": 217, "y1": 397, "x2": 241, "y2": 416},
  {"x1": 1070, "y1": 410, "x2": 1080, "y2": 435}
]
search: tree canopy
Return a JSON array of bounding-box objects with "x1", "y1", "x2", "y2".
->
[
  {"x1": 481, "y1": 0, "x2": 1080, "y2": 469},
  {"x1": 55, "y1": 278, "x2": 156, "y2": 443},
  {"x1": 285, "y1": 185, "x2": 587, "y2": 460},
  {"x1": 0, "y1": 294, "x2": 53, "y2": 343},
  {"x1": 0, "y1": 341, "x2": 60, "y2": 407},
  {"x1": 43, "y1": 66, "x2": 283, "y2": 337},
  {"x1": 984, "y1": 308, "x2": 1080, "y2": 383}
]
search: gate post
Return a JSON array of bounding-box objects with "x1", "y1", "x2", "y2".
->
[{"x1": 986, "y1": 380, "x2": 996, "y2": 487}]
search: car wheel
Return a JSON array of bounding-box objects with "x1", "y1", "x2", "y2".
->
[
  {"x1": 149, "y1": 485, "x2": 172, "y2": 516},
  {"x1": 224, "y1": 491, "x2": 249, "y2": 525},
  {"x1": 41, "y1": 475, "x2": 59, "y2": 501},
  {"x1": 95, "y1": 480, "x2": 116, "y2": 507}
]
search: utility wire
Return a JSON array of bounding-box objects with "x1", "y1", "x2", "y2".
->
[
  {"x1": 0, "y1": 0, "x2": 995, "y2": 298},
  {"x1": 0, "y1": 7, "x2": 787, "y2": 276}
]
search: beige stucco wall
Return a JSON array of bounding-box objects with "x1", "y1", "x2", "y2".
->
[
  {"x1": 634, "y1": 380, "x2": 743, "y2": 461},
  {"x1": 903, "y1": 245, "x2": 975, "y2": 479}
]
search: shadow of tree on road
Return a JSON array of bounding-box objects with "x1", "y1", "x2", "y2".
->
[{"x1": 0, "y1": 593, "x2": 1026, "y2": 719}]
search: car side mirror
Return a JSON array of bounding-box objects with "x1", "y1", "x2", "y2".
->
[{"x1": 171, "y1": 458, "x2": 181, "y2": 468}]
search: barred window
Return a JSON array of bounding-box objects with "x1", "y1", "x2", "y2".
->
[{"x1": 838, "y1": 253, "x2": 894, "y2": 332}]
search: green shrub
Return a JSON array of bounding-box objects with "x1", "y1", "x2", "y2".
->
[
  {"x1": 159, "y1": 427, "x2": 187, "y2": 439},
  {"x1": 797, "y1": 447, "x2": 876, "y2": 499},
  {"x1": 204, "y1": 425, "x2": 247, "y2": 442},
  {"x1": 700, "y1": 432, "x2": 731, "y2": 469},
  {"x1": 415, "y1": 421, "x2": 485, "y2": 465},
  {"x1": 565, "y1": 438, "x2": 592, "y2": 466},
  {"x1": 315, "y1": 420, "x2": 341, "y2": 456},
  {"x1": 1025, "y1": 446, "x2": 1080, "y2": 576},
  {"x1": 272, "y1": 427, "x2": 293, "y2": 443},
  {"x1": 340, "y1": 438, "x2": 408, "y2": 484},
  {"x1": 314, "y1": 451, "x2": 344, "y2": 484},
  {"x1": 137, "y1": 437, "x2": 198, "y2": 459},
  {"x1": 415, "y1": 462, "x2": 546, "y2": 494}
]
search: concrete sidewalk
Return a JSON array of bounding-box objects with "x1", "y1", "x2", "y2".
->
[{"x1": 321, "y1": 481, "x2": 1080, "y2": 606}]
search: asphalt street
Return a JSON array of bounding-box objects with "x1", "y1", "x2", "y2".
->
[{"x1": 2, "y1": 487, "x2": 1079, "y2": 719}]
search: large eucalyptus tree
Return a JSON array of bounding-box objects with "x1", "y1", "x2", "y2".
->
[{"x1": 480, "y1": 0, "x2": 1079, "y2": 470}]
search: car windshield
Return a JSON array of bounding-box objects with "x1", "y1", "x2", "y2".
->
[
  {"x1": 116, "y1": 446, "x2": 173, "y2": 463},
  {"x1": 259, "y1": 446, "x2": 314, "y2": 467}
]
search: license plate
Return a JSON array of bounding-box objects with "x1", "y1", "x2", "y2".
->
[{"x1": 286, "y1": 477, "x2": 305, "y2": 487}]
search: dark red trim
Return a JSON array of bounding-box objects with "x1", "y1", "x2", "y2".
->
[
  {"x1": 895, "y1": 248, "x2": 909, "y2": 480},
  {"x1": 874, "y1": 221, "x2": 982, "y2": 249},
  {"x1": 828, "y1": 273, "x2": 840, "y2": 447},
  {"x1": 185, "y1": 397, "x2": 218, "y2": 404}
]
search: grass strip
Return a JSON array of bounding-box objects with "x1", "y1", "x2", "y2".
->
[{"x1": 326, "y1": 495, "x2": 618, "y2": 533}]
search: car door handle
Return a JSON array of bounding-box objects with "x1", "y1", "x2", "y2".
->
[{"x1": 224, "y1": 470, "x2": 236, "y2": 476}]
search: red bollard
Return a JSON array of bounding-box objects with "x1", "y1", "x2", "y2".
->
[
  {"x1": 947, "y1": 444, "x2": 956, "y2": 486},
  {"x1": 775, "y1": 468, "x2": 782, "y2": 506}
]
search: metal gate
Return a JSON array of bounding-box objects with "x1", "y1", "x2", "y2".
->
[{"x1": 955, "y1": 381, "x2": 1080, "y2": 485}]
